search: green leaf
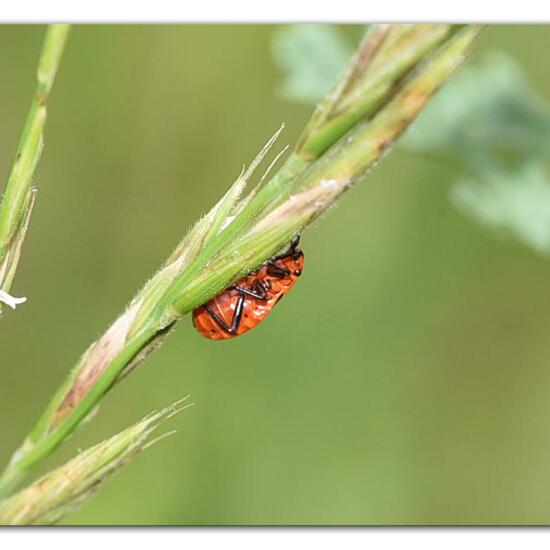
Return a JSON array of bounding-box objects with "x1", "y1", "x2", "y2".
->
[
  {"x1": 401, "y1": 52, "x2": 550, "y2": 256},
  {"x1": 452, "y1": 162, "x2": 550, "y2": 255},
  {"x1": 402, "y1": 52, "x2": 550, "y2": 164}
]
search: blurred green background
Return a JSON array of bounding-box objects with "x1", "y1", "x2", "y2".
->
[{"x1": 2, "y1": 25, "x2": 550, "y2": 525}]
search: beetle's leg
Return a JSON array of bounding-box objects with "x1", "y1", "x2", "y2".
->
[
  {"x1": 265, "y1": 261, "x2": 291, "y2": 278},
  {"x1": 271, "y1": 235, "x2": 301, "y2": 262},
  {"x1": 205, "y1": 291, "x2": 245, "y2": 334},
  {"x1": 233, "y1": 279, "x2": 270, "y2": 300},
  {"x1": 289, "y1": 234, "x2": 300, "y2": 250}
]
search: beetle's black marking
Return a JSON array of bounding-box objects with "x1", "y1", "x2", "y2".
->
[
  {"x1": 201, "y1": 236, "x2": 303, "y2": 336},
  {"x1": 233, "y1": 279, "x2": 270, "y2": 301},
  {"x1": 266, "y1": 260, "x2": 291, "y2": 278},
  {"x1": 205, "y1": 291, "x2": 245, "y2": 334}
]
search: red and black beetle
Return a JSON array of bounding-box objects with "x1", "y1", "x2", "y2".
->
[{"x1": 192, "y1": 237, "x2": 304, "y2": 340}]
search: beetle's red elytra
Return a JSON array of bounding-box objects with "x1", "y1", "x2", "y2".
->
[{"x1": 192, "y1": 238, "x2": 304, "y2": 340}]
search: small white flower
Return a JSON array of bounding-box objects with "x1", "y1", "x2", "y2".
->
[{"x1": 0, "y1": 289, "x2": 27, "y2": 310}]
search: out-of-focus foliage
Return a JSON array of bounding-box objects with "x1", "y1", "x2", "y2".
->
[
  {"x1": 272, "y1": 28, "x2": 550, "y2": 256},
  {"x1": 271, "y1": 25, "x2": 354, "y2": 104},
  {"x1": 453, "y1": 163, "x2": 550, "y2": 254},
  {"x1": 410, "y1": 54, "x2": 550, "y2": 254},
  {"x1": 402, "y1": 53, "x2": 550, "y2": 162},
  {"x1": 405, "y1": 53, "x2": 550, "y2": 255}
]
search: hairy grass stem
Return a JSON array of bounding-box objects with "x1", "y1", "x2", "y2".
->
[
  {"x1": 0, "y1": 24, "x2": 69, "y2": 315},
  {"x1": 0, "y1": 24, "x2": 481, "y2": 501},
  {"x1": 0, "y1": 398, "x2": 191, "y2": 525}
]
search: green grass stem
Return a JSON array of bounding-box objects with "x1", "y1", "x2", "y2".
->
[
  {"x1": 0, "y1": 24, "x2": 481, "y2": 500},
  {"x1": 0, "y1": 24, "x2": 69, "y2": 315}
]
